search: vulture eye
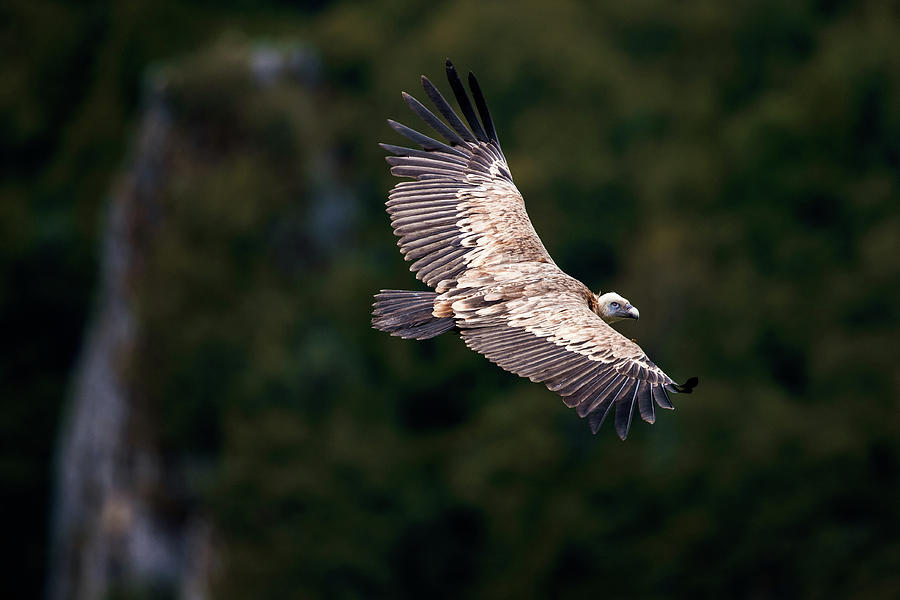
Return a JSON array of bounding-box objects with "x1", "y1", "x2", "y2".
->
[{"x1": 610, "y1": 302, "x2": 620, "y2": 309}]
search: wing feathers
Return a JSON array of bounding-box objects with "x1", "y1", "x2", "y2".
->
[
  {"x1": 445, "y1": 60, "x2": 490, "y2": 143},
  {"x1": 385, "y1": 155, "x2": 466, "y2": 172},
  {"x1": 588, "y1": 397, "x2": 617, "y2": 434},
  {"x1": 391, "y1": 213, "x2": 459, "y2": 230},
  {"x1": 387, "y1": 204, "x2": 458, "y2": 219},
  {"x1": 401, "y1": 91, "x2": 467, "y2": 146},
  {"x1": 467, "y1": 71, "x2": 500, "y2": 147},
  {"x1": 422, "y1": 75, "x2": 477, "y2": 143},
  {"x1": 379, "y1": 144, "x2": 469, "y2": 167},
  {"x1": 574, "y1": 372, "x2": 623, "y2": 415},
  {"x1": 652, "y1": 384, "x2": 674, "y2": 410},
  {"x1": 387, "y1": 119, "x2": 466, "y2": 157},
  {"x1": 636, "y1": 381, "x2": 655, "y2": 424},
  {"x1": 614, "y1": 380, "x2": 639, "y2": 440},
  {"x1": 387, "y1": 196, "x2": 459, "y2": 208},
  {"x1": 546, "y1": 361, "x2": 597, "y2": 394},
  {"x1": 403, "y1": 236, "x2": 462, "y2": 261}
]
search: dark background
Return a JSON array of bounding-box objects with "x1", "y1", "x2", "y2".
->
[{"x1": 3, "y1": 1, "x2": 899, "y2": 598}]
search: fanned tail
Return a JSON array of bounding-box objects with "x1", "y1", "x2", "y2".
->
[{"x1": 372, "y1": 290, "x2": 455, "y2": 340}]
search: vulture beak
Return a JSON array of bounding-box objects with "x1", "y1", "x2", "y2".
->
[{"x1": 626, "y1": 303, "x2": 640, "y2": 320}]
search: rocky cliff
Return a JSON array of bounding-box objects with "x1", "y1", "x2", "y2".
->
[{"x1": 49, "y1": 39, "x2": 334, "y2": 600}]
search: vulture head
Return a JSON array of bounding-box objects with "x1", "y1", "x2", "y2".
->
[{"x1": 596, "y1": 292, "x2": 640, "y2": 324}]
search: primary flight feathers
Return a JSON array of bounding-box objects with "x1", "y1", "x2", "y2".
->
[{"x1": 373, "y1": 60, "x2": 697, "y2": 440}]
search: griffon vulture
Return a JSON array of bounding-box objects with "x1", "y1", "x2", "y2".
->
[{"x1": 372, "y1": 61, "x2": 698, "y2": 439}]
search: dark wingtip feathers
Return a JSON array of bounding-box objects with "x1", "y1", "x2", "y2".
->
[
  {"x1": 444, "y1": 60, "x2": 489, "y2": 142},
  {"x1": 467, "y1": 71, "x2": 499, "y2": 146},
  {"x1": 389, "y1": 61, "x2": 502, "y2": 153},
  {"x1": 378, "y1": 142, "x2": 402, "y2": 155},
  {"x1": 666, "y1": 376, "x2": 699, "y2": 394}
]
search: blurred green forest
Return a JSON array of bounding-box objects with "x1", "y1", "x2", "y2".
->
[{"x1": 3, "y1": 0, "x2": 900, "y2": 598}]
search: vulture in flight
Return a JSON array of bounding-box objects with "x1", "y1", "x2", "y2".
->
[{"x1": 372, "y1": 61, "x2": 698, "y2": 440}]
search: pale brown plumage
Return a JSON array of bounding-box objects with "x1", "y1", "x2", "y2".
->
[{"x1": 373, "y1": 61, "x2": 697, "y2": 439}]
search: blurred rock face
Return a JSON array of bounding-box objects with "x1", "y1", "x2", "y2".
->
[
  {"x1": 49, "y1": 77, "x2": 174, "y2": 600},
  {"x1": 49, "y1": 40, "x2": 331, "y2": 600}
]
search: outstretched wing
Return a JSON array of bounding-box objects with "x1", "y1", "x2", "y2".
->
[
  {"x1": 382, "y1": 60, "x2": 554, "y2": 292},
  {"x1": 449, "y1": 281, "x2": 698, "y2": 439}
]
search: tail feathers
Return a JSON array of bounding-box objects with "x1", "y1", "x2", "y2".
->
[{"x1": 372, "y1": 290, "x2": 455, "y2": 340}]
